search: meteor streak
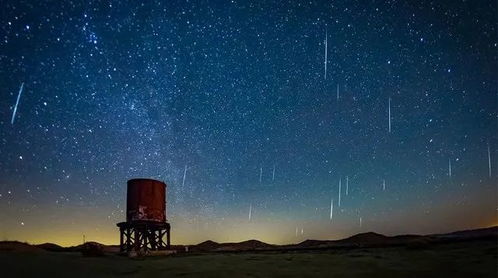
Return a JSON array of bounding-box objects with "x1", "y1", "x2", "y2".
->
[{"x1": 10, "y1": 82, "x2": 24, "y2": 125}]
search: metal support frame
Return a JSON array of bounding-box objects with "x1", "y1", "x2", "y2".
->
[{"x1": 117, "y1": 221, "x2": 171, "y2": 254}]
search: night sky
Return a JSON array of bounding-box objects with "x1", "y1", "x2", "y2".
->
[{"x1": 0, "y1": 1, "x2": 496, "y2": 246}]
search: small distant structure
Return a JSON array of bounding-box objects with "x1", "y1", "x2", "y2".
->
[{"x1": 117, "y1": 179, "x2": 171, "y2": 255}]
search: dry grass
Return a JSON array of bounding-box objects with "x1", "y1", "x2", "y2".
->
[{"x1": 0, "y1": 239, "x2": 496, "y2": 277}]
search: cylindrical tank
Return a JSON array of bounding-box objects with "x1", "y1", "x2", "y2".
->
[{"x1": 126, "y1": 178, "x2": 166, "y2": 223}]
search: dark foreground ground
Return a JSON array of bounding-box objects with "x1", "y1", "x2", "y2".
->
[{"x1": 1, "y1": 239, "x2": 496, "y2": 278}]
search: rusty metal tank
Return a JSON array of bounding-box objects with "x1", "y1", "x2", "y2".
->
[{"x1": 126, "y1": 178, "x2": 166, "y2": 223}]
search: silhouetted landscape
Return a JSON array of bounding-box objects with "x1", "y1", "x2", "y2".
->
[
  {"x1": 1, "y1": 226, "x2": 496, "y2": 277},
  {"x1": 1, "y1": 0, "x2": 497, "y2": 277}
]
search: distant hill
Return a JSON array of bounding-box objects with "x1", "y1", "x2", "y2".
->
[
  {"x1": 1, "y1": 226, "x2": 496, "y2": 254},
  {"x1": 294, "y1": 239, "x2": 330, "y2": 248},
  {"x1": 343, "y1": 232, "x2": 388, "y2": 245},
  {"x1": 67, "y1": 242, "x2": 121, "y2": 253},
  {"x1": 434, "y1": 226, "x2": 498, "y2": 240},
  {"x1": 35, "y1": 243, "x2": 65, "y2": 252},
  {"x1": 194, "y1": 240, "x2": 220, "y2": 251},
  {"x1": 0, "y1": 241, "x2": 45, "y2": 252},
  {"x1": 291, "y1": 227, "x2": 497, "y2": 250},
  {"x1": 217, "y1": 239, "x2": 274, "y2": 251},
  {"x1": 191, "y1": 239, "x2": 273, "y2": 252}
]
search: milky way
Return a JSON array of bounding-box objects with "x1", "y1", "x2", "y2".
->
[{"x1": 0, "y1": 1, "x2": 496, "y2": 246}]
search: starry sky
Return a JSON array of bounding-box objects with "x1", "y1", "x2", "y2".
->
[{"x1": 0, "y1": 0, "x2": 496, "y2": 246}]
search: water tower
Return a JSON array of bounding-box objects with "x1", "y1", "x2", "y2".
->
[{"x1": 117, "y1": 178, "x2": 171, "y2": 254}]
